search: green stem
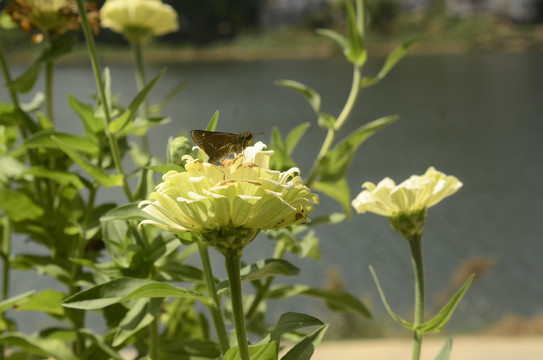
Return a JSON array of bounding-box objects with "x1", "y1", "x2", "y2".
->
[
  {"x1": 67, "y1": 230, "x2": 87, "y2": 353},
  {"x1": 1, "y1": 217, "x2": 10, "y2": 301},
  {"x1": 224, "y1": 251, "x2": 250, "y2": 360},
  {"x1": 149, "y1": 305, "x2": 159, "y2": 360},
  {"x1": 198, "y1": 241, "x2": 230, "y2": 355},
  {"x1": 306, "y1": 64, "x2": 362, "y2": 187},
  {"x1": 74, "y1": 0, "x2": 133, "y2": 202},
  {"x1": 131, "y1": 41, "x2": 151, "y2": 154},
  {"x1": 44, "y1": 33, "x2": 55, "y2": 124},
  {"x1": 407, "y1": 233, "x2": 425, "y2": 360}
]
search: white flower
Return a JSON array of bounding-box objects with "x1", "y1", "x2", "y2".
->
[
  {"x1": 100, "y1": 0, "x2": 178, "y2": 42},
  {"x1": 352, "y1": 167, "x2": 462, "y2": 217},
  {"x1": 139, "y1": 142, "x2": 319, "y2": 252}
]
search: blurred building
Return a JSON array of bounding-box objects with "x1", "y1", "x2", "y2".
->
[{"x1": 259, "y1": 0, "x2": 543, "y2": 26}]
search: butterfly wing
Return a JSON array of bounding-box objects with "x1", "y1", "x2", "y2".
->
[{"x1": 190, "y1": 130, "x2": 237, "y2": 163}]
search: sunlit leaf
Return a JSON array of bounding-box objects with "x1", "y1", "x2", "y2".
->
[
  {"x1": 316, "y1": 28, "x2": 348, "y2": 52},
  {"x1": 417, "y1": 275, "x2": 474, "y2": 334},
  {"x1": 22, "y1": 166, "x2": 85, "y2": 189},
  {"x1": 0, "y1": 291, "x2": 35, "y2": 313},
  {"x1": 100, "y1": 203, "x2": 148, "y2": 222},
  {"x1": 0, "y1": 332, "x2": 77, "y2": 360},
  {"x1": 145, "y1": 164, "x2": 185, "y2": 174},
  {"x1": 63, "y1": 277, "x2": 209, "y2": 310},
  {"x1": 312, "y1": 178, "x2": 352, "y2": 218},
  {"x1": 14, "y1": 289, "x2": 66, "y2": 318},
  {"x1": 301, "y1": 288, "x2": 370, "y2": 318},
  {"x1": 24, "y1": 130, "x2": 100, "y2": 155},
  {"x1": 370, "y1": 266, "x2": 413, "y2": 329},
  {"x1": 281, "y1": 324, "x2": 328, "y2": 360},
  {"x1": 224, "y1": 342, "x2": 277, "y2": 360},
  {"x1": 285, "y1": 122, "x2": 310, "y2": 155},
  {"x1": 270, "y1": 312, "x2": 324, "y2": 340},
  {"x1": 0, "y1": 189, "x2": 44, "y2": 221},
  {"x1": 206, "y1": 111, "x2": 220, "y2": 132}
]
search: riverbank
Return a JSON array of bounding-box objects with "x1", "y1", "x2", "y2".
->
[{"x1": 306, "y1": 335, "x2": 543, "y2": 360}]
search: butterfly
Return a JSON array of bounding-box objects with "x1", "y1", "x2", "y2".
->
[{"x1": 190, "y1": 130, "x2": 256, "y2": 164}]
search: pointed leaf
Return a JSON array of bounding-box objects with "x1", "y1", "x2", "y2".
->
[
  {"x1": 14, "y1": 289, "x2": 66, "y2": 317},
  {"x1": 0, "y1": 332, "x2": 77, "y2": 360},
  {"x1": 112, "y1": 298, "x2": 158, "y2": 346},
  {"x1": 23, "y1": 130, "x2": 100, "y2": 155},
  {"x1": 52, "y1": 137, "x2": 123, "y2": 187},
  {"x1": 316, "y1": 115, "x2": 398, "y2": 183},
  {"x1": 300, "y1": 288, "x2": 370, "y2": 318},
  {"x1": 22, "y1": 166, "x2": 85, "y2": 189},
  {"x1": 275, "y1": 80, "x2": 321, "y2": 114},
  {"x1": 270, "y1": 312, "x2": 324, "y2": 340},
  {"x1": 62, "y1": 277, "x2": 209, "y2": 310},
  {"x1": 281, "y1": 324, "x2": 328, "y2": 360},
  {"x1": 369, "y1": 266, "x2": 413, "y2": 329},
  {"x1": 0, "y1": 189, "x2": 44, "y2": 221},
  {"x1": 312, "y1": 178, "x2": 352, "y2": 219},
  {"x1": 285, "y1": 121, "x2": 310, "y2": 155},
  {"x1": 241, "y1": 259, "x2": 300, "y2": 281},
  {"x1": 224, "y1": 342, "x2": 278, "y2": 360},
  {"x1": 100, "y1": 203, "x2": 148, "y2": 222},
  {"x1": 37, "y1": 34, "x2": 77, "y2": 63},
  {"x1": 417, "y1": 275, "x2": 474, "y2": 334},
  {"x1": 434, "y1": 338, "x2": 453, "y2": 360},
  {"x1": 345, "y1": 0, "x2": 366, "y2": 66},
  {"x1": 316, "y1": 28, "x2": 348, "y2": 52},
  {"x1": 9, "y1": 63, "x2": 42, "y2": 93},
  {"x1": 149, "y1": 80, "x2": 188, "y2": 115},
  {"x1": 0, "y1": 291, "x2": 35, "y2": 313},
  {"x1": 68, "y1": 94, "x2": 104, "y2": 134},
  {"x1": 109, "y1": 69, "x2": 165, "y2": 133},
  {"x1": 206, "y1": 111, "x2": 220, "y2": 131},
  {"x1": 80, "y1": 329, "x2": 124, "y2": 360},
  {"x1": 362, "y1": 35, "x2": 421, "y2": 88}
]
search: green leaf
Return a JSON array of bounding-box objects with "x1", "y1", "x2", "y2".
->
[
  {"x1": 37, "y1": 34, "x2": 77, "y2": 63},
  {"x1": 145, "y1": 164, "x2": 185, "y2": 174},
  {"x1": 149, "y1": 80, "x2": 188, "y2": 116},
  {"x1": 417, "y1": 275, "x2": 474, "y2": 334},
  {"x1": 362, "y1": 35, "x2": 421, "y2": 88},
  {"x1": 109, "y1": 70, "x2": 165, "y2": 134},
  {"x1": 112, "y1": 298, "x2": 158, "y2": 347},
  {"x1": 0, "y1": 291, "x2": 35, "y2": 313},
  {"x1": 224, "y1": 343, "x2": 278, "y2": 360},
  {"x1": 241, "y1": 259, "x2": 300, "y2": 282},
  {"x1": 62, "y1": 278, "x2": 209, "y2": 310},
  {"x1": 315, "y1": 115, "x2": 398, "y2": 183},
  {"x1": 0, "y1": 156, "x2": 26, "y2": 182},
  {"x1": 316, "y1": 28, "x2": 348, "y2": 52},
  {"x1": 52, "y1": 137, "x2": 123, "y2": 187},
  {"x1": 300, "y1": 288, "x2": 370, "y2": 318},
  {"x1": 281, "y1": 324, "x2": 328, "y2": 360},
  {"x1": 0, "y1": 189, "x2": 44, "y2": 221},
  {"x1": 22, "y1": 166, "x2": 85, "y2": 189},
  {"x1": 434, "y1": 338, "x2": 453, "y2": 360},
  {"x1": 68, "y1": 94, "x2": 104, "y2": 134},
  {"x1": 11, "y1": 255, "x2": 71, "y2": 284},
  {"x1": 369, "y1": 266, "x2": 413, "y2": 329},
  {"x1": 285, "y1": 122, "x2": 310, "y2": 155},
  {"x1": 0, "y1": 332, "x2": 77, "y2": 360},
  {"x1": 14, "y1": 289, "x2": 66, "y2": 317},
  {"x1": 100, "y1": 203, "x2": 148, "y2": 222},
  {"x1": 275, "y1": 80, "x2": 321, "y2": 114},
  {"x1": 312, "y1": 178, "x2": 352, "y2": 219},
  {"x1": 23, "y1": 130, "x2": 100, "y2": 155},
  {"x1": 345, "y1": 0, "x2": 366, "y2": 66},
  {"x1": 308, "y1": 213, "x2": 346, "y2": 226},
  {"x1": 206, "y1": 111, "x2": 220, "y2": 131},
  {"x1": 159, "y1": 339, "x2": 222, "y2": 358},
  {"x1": 80, "y1": 329, "x2": 124, "y2": 360},
  {"x1": 270, "y1": 312, "x2": 324, "y2": 341},
  {"x1": 9, "y1": 63, "x2": 42, "y2": 94}
]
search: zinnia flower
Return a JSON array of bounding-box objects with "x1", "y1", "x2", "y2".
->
[
  {"x1": 5, "y1": 0, "x2": 99, "y2": 43},
  {"x1": 139, "y1": 142, "x2": 318, "y2": 254},
  {"x1": 352, "y1": 167, "x2": 462, "y2": 238},
  {"x1": 100, "y1": 0, "x2": 178, "y2": 43}
]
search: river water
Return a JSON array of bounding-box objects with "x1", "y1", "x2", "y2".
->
[{"x1": 3, "y1": 53, "x2": 543, "y2": 334}]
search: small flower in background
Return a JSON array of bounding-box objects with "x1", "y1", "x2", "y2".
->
[
  {"x1": 352, "y1": 167, "x2": 462, "y2": 238},
  {"x1": 100, "y1": 0, "x2": 178, "y2": 43},
  {"x1": 5, "y1": 0, "x2": 99, "y2": 43},
  {"x1": 139, "y1": 142, "x2": 318, "y2": 254}
]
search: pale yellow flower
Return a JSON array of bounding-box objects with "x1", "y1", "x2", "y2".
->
[
  {"x1": 100, "y1": 0, "x2": 178, "y2": 42},
  {"x1": 139, "y1": 142, "x2": 318, "y2": 252},
  {"x1": 352, "y1": 167, "x2": 462, "y2": 217}
]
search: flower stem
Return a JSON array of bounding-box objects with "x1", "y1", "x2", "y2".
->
[
  {"x1": 198, "y1": 241, "x2": 230, "y2": 355},
  {"x1": 307, "y1": 64, "x2": 361, "y2": 187},
  {"x1": 407, "y1": 233, "x2": 425, "y2": 360},
  {"x1": 74, "y1": 0, "x2": 133, "y2": 202},
  {"x1": 131, "y1": 40, "x2": 150, "y2": 154},
  {"x1": 1, "y1": 216, "x2": 10, "y2": 301},
  {"x1": 224, "y1": 251, "x2": 250, "y2": 360}
]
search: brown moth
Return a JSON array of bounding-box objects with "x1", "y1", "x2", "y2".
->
[{"x1": 190, "y1": 130, "x2": 255, "y2": 164}]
